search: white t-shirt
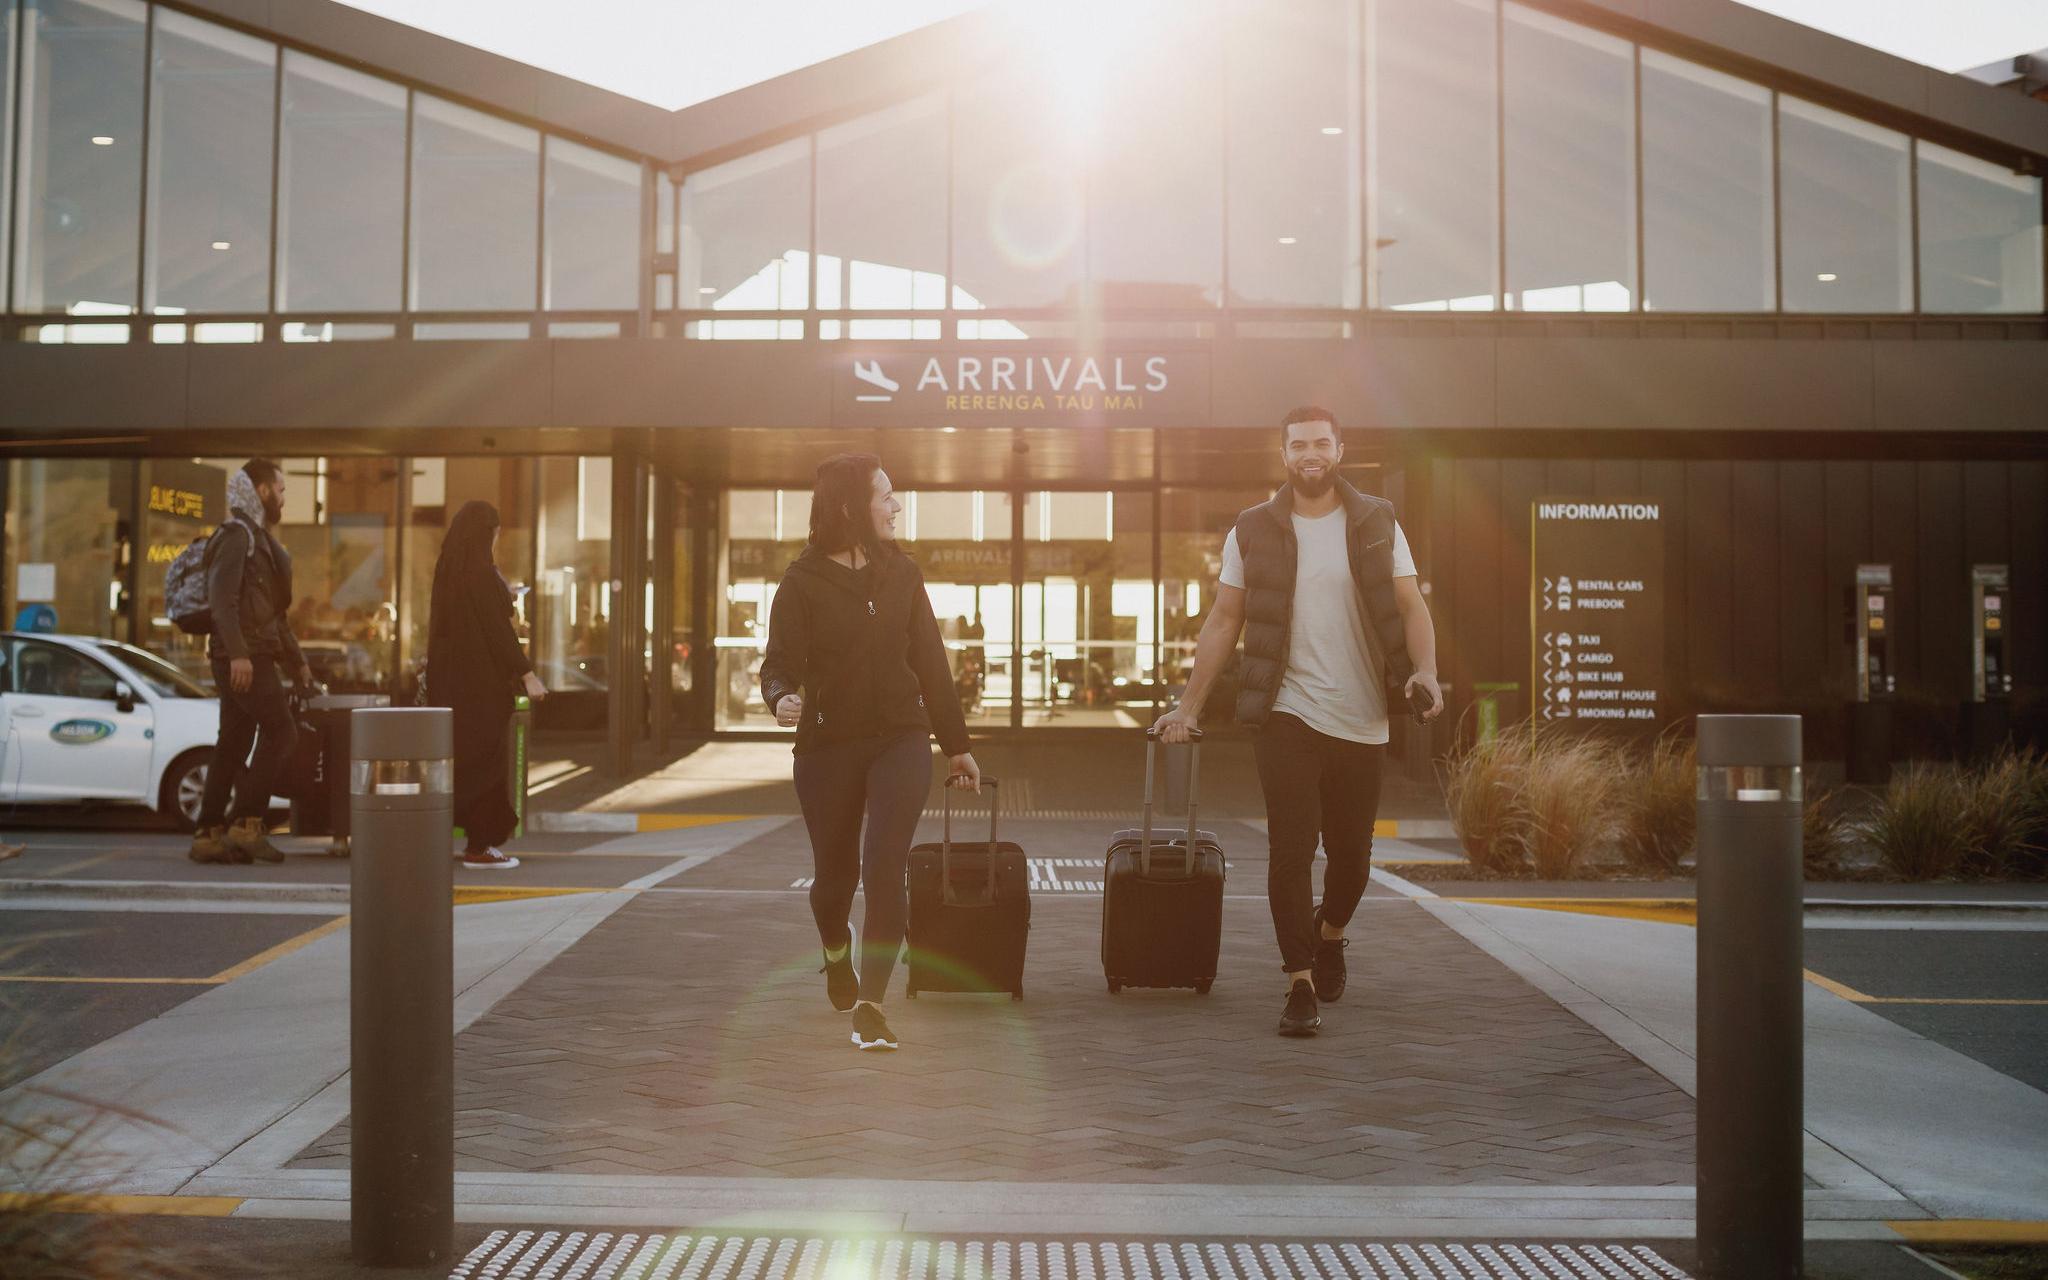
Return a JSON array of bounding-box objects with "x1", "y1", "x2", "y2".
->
[{"x1": 1219, "y1": 512, "x2": 1416, "y2": 744}]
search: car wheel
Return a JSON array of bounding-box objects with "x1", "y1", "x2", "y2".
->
[{"x1": 160, "y1": 751, "x2": 211, "y2": 832}]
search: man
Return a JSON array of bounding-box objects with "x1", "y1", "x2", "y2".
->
[
  {"x1": 1156, "y1": 408, "x2": 1442, "y2": 1036},
  {"x1": 189, "y1": 460, "x2": 313, "y2": 865}
]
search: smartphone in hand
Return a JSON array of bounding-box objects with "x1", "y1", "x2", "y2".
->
[{"x1": 1406, "y1": 683, "x2": 1434, "y2": 724}]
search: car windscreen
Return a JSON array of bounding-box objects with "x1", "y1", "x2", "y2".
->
[{"x1": 97, "y1": 642, "x2": 210, "y2": 698}]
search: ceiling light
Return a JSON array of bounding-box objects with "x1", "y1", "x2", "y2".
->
[
  {"x1": 1277, "y1": 236, "x2": 1298, "y2": 246},
  {"x1": 1816, "y1": 273, "x2": 1837, "y2": 282},
  {"x1": 91, "y1": 135, "x2": 114, "y2": 146},
  {"x1": 942, "y1": 426, "x2": 959, "y2": 434},
  {"x1": 699, "y1": 285, "x2": 717, "y2": 294},
  {"x1": 211, "y1": 241, "x2": 231, "y2": 251},
  {"x1": 1320, "y1": 126, "x2": 1344, "y2": 136}
]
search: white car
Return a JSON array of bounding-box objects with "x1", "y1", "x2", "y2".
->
[{"x1": 0, "y1": 631, "x2": 286, "y2": 830}]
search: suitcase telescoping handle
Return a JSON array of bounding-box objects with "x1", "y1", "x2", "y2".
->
[
  {"x1": 940, "y1": 775, "x2": 1002, "y2": 904},
  {"x1": 1141, "y1": 725, "x2": 1202, "y2": 878}
]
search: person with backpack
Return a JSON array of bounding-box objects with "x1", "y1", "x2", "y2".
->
[
  {"x1": 186, "y1": 460, "x2": 312, "y2": 865},
  {"x1": 759, "y1": 453, "x2": 980, "y2": 1052},
  {"x1": 1154, "y1": 408, "x2": 1443, "y2": 1038}
]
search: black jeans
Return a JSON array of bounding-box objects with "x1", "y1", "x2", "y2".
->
[
  {"x1": 1254, "y1": 711, "x2": 1384, "y2": 973},
  {"x1": 793, "y1": 731, "x2": 932, "y2": 1004},
  {"x1": 198, "y1": 655, "x2": 297, "y2": 827}
]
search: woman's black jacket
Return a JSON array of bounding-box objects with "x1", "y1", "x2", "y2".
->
[{"x1": 758, "y1": 546, "x2": 971, "y2": 758}]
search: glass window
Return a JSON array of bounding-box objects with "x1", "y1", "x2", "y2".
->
[
  {"x1": 136, "y1": 456, "x2": 229, "y2": 678},
  {"x1": 11, "y1": 0, "x2": 147, "y2": 315},
  {"x1": 1503, "y1": 4, "x2": 1634, "y2": 311},
  {"x1": 533, "y1": 458, "x2": 613, "y2": 714},
  {"x1": 1, "y1": 0, "x2": 16, "y2": 306},
  {"x1": 266, "y1": 458, "x2": 400, "y2": 693},
  {"x1": 1368, "y1": 0, "x2": 1497, "y2": 310},
  {"x1": 97, "y1": 640, "x2": 207, "y2": 697},
  {"x1": 1641, "y1": 51, "x2": 1773, "y2": 312},
  {"x1": 953, "y1": 77, "x2": 1085, "y2": 309},
  {"x1": 1917, "y1": 141, "x2": 2044, "y2": 315},
  {"x1": 1088, "y1": 2, "x2": 1223, "y2": 307},
  {"x1": 143, "y1": 10, "x2": 274, "y2": 315},
  {"x1": 679, "y1": 136, "x2": 809, "y2": 312},
  {"x1": 409, "y1": 95, "x2": 539, "y2": 311},
  {"x1": 1779, "y1": 97, "x2": 1910, "y2": 313},
  {"x1": 1226, "y1": 0, "x2": 1361, "y2": 307},
  {"x1": 9, "y1": 638, "x2": 120, "y2": 698},
  {"x1": 816, "y1": 96, "x2": 947, "y2": 311},
  {"x1": 277, "y1": 53, "x2": 405, "y2": 313},
  {"x1": 3, "y1": 458, "x2": 120, "y2": 638},
  {"x1": 544, "y1": 137, "x2": 640, "y2": 311}
]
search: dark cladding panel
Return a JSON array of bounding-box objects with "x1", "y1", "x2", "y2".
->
[
  {"x1": 1449, "y1": 459, "x2": 1505, "y2": 704},
  {"x1": 1209, "y1": 339, "x2": 1495, "y2": 430},
  {"x1": 1685, "y1": 462, "x2": 1736, "y2": 704},
  {"x1": 0, "y1": 345, "x2": 188, "y2": 430},
  {"x1": 183, "y1": 341, "x2": 551, "y2": 429},
  {"x1": 1962, "y1": 462, "x2": 2011, "y2": 565},
  {"x1": 1591, "y1": 460, "x2": 1640, "y2": 500},
  {"x1": 1730, "y1": 462, "x2": 1781, "y2": 701},
  {"x1": 1917, "y1": 462, "x2": 1967, "y2": 702},
  {"x1": 1778, "y1": 462, "x2": 1829, "y2": 697},
  {"x1": 1869, "y1": 461, "x2": 1920, "y2": 686},
  {"x1": 1874, "y1": 342, "x2": 2048, "y2": 435},
  {"x1": 554, "y1": 340, "x2": 832, "y2": 428},
  {"x1": 1494, "y1": 339, "x2": 1874, "y2": 433},
  {"x1": 1545, "y1": 459, "x2": 1594, "y2": 495},
  {"x1": 2009, "y1": 463, "x2": 2047, "y2": 689},
  {"x1": 1823, "y1": 461, "x2": 1873, "y2": 705}
]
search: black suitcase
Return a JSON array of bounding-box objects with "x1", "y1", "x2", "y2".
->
[
  {"x1": 906, "y1": 777, "x2": 1029, "y2": 1000},
  {"x1": 1101, "y1": 728, "x2": 1225, "y2": 995}
]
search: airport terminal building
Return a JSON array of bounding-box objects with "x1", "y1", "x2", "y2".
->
[{"x1": 0, "y1": 0, "x2": 2042, "y2": 772}]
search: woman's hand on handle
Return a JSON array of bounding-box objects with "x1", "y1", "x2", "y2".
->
[
  {"x1": 775, "y1": 693, "x2": 803, "y2": 727},
  {"x1": 946, "y1": 752, "x2": 981, "y2": 793},
  {"x1": 521, "y1": 671, "x2": 549, "y2": 702}
]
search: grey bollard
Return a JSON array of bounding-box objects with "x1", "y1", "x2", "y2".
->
[
  {"x1": 349, "y1": 707, "x2": 454, "y2": 1268},
  {"x1": 1695, "y1": 714, "x2": 1804, "y2": 1280}
]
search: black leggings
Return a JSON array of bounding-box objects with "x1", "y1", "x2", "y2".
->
[
  {"x1": 793, "y1": 732, "x2": 932, "y2": 1003},
  {"x1": 1254, "y1": 711, "x2": 1384, "y2": 974}
]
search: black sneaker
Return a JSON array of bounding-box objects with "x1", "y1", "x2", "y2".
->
[
  {"x1": 1311, "y1": 906, "x2": 1349, "y2": 1003},
  {"x1": 1278, "y1": 979, "x2": 1321, "y2": 1037},
  {"x1": 850, "y1": 1002, "x2": 898, "y2": 1051},
  {"x1": 820, "y1": 931, "x2": 857, "y2": 1012}
]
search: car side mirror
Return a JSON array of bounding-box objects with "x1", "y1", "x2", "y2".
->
[{"x1": 114, "y1": 681, "x2": 136, "y2": 713}]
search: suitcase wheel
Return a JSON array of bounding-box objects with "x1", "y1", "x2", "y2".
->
[
  {"x1": 1195, "y1": 980, "x2": 1213, "y2": 995},
  {"x1": 1106, "y1": 979, "x2": 1123, "y2": 995},
  {"x1": 1011, "y1": 988, "x2": 1024, "y2": 1001}
]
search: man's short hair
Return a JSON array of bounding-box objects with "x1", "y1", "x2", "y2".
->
[
  {"x1": 243, "y1": 459, "x2": 283, "y2": 488},
  {"x1": 1279, "y1": 407, "x2": 1340, "y2": 447}
]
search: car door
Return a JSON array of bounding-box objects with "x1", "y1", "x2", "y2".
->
[{"x1": 0, "y1": 638, "x2": 157, "y2": 802}]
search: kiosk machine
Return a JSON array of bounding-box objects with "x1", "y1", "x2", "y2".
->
[
  {"x1": 1846, "y1": 564, "x2": 1894, "y2": 785},
  {"x1": 1963, "y1": 564, "x2": 2012, "y2": 759}
]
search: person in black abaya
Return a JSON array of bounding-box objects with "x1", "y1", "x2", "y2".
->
[{"x1": 427, "y1": 500, "x2": 547, "y2": 869}]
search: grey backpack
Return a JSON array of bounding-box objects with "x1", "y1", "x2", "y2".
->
[{"x1": 164, "y1": 534, "x2": 216, "y2": 635}]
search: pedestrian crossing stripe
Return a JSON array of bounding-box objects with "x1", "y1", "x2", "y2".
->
[{"x1": 450, "y1": 1232, "x2": 1695, "y2": 1280}]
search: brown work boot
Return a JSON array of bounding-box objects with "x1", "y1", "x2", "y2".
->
[
  {"x1": 224, "y1": 817, "x2": 285, "y2": 864},
  {"x1": 187, "y1": 825, "x2": 233, "y2": 864}
]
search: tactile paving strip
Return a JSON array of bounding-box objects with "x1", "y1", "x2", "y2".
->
[{"x1": 449, "y1": 1233, "x2": 1692, "y2": 1280}]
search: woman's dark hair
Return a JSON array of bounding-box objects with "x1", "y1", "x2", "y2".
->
[
  {"x1": 807, "y1": 452, "x2": 890, "y2": 563},
  {"x1": 430, "y1": 499, "x2": 510, "y2": 638}
]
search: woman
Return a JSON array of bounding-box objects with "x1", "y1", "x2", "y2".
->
[
  {"x1": 428, "y1": 500, "x2": 548, "y2": 870},
  {"x1": 760, "y1": 454, "x2": 980, "y2": 1051}
]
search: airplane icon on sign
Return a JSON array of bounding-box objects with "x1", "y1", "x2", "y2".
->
[{"x1": 853, "y1": 359, "x2": 898, "y2": 402}]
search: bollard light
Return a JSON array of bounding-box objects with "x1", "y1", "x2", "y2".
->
[
  {"x1": 1694, "y1": 714, "x2": 1804, "y2": 1280},
  {"x1": 349, "y1": 707, "x2": 455, "y2": 1269}
]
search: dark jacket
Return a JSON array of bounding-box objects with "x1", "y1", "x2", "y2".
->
[
  {"x1": 759, "y1": 546, "x2": 971, "y2": 758},
  {"x1": 205, "y1": 517, "x2": 305, "y2": 668},
  {"x1": 1233, "y1": 479, "x2": 1413, "y2": 728},
  {"x1": 427, "y1": 567, "x2": 534, "y2": 716}
]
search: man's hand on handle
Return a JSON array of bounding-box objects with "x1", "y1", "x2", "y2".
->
[
  {"x1": 1406, "y1": 671, "x2": 1445, "y2": 722},
  {"x1": 1153, "y1": 704, "x2": 1198, "y2": 745}
]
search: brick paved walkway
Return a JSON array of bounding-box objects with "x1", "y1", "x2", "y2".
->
[{"x1": 293, "y1": 819, "x2": 1693, "y2": 1185}]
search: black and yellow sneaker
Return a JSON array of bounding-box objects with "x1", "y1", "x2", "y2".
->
[
  {"x1": 187, "y1": 825, "x2": 234, "y2": 864},
  {"x1": 821, "y1": 930, "x2": 858, "y2": 1012},
  {"x1": 1278, "y1": 979, "x2": 1321, "y2": 1038},
  {"x1": 224, "y1": 817, "x2": 284, "y2": 865},
  {"x1": 1311, "y1": 905, "x2": 1349, "y2": 1003},
  {"x1": 850, "y1": 1002, "x2": 898, "y2": 1051}
]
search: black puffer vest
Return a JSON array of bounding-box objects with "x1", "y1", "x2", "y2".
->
[{"x1": 1233, "y1": 480, "x2": 1414, "y2": 728}]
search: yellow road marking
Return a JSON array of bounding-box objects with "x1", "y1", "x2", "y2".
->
[
  {"x1": 1803, "y1": 968, "x2": 2048, "y2": 1005},
  {"x1": 1373, "y1": 820, "x2": 1399, "y2": 838},
  {"x1": 205, "y1": 915, "x2": 348, "y2": 983},
  {"x1": 0, "y1": 1192, "x2": 243, "y2": 1217},
  {"x1": 1891, "y1": 1219, "x2": 2048, "y2": 1243},
  {"x1": 1458, "y1": 897, "x2": 1699, "y2": 926},
  {"x1": 0, "y1": 975, "x2": 216, "y2": 984},
  {"x1": 453, "y1": 885, "x2": 603, "y2": 906},
  {"x1": 635, "y1": 813, "x2": 754, "y2": 832},
  {"x1": 1804, "y1": 969, "x2": 1872, "y2": 1001}
]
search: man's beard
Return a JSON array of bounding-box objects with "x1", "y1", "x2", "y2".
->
[
  {"x1": 1288, "y1": 464, "x2": 1335, "y2": 498},
  {"x1": 262, "y1": 494, "x2": 284, "y2": 525}
]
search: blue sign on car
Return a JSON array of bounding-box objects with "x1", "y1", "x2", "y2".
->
[{"x1": 50, "y1": 718, "x2": 114, "y2": 745}]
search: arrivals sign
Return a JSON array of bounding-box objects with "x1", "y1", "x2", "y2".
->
[
  {"x1": 832, "y1": 351, "x2": 1211, "y2": 427},
  {"x1": 1531, "y1": 499, "x2": 1664, "y2": 728}
]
